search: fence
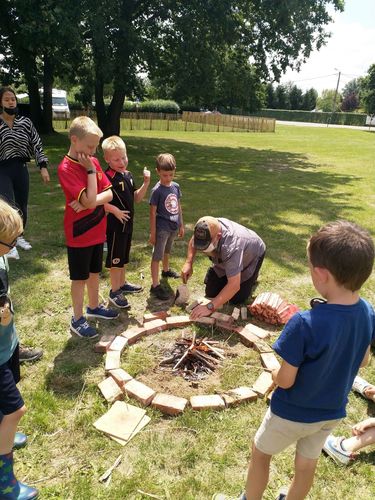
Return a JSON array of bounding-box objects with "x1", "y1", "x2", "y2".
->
[{"x1": 53, "y1": 110, "x2": 275, "y2": 133}]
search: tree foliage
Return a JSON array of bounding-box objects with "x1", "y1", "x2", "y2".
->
[
  {"x1": 316, "y1": 89, "x2": 342, "y2": 112},
  {"x1": 361, "y1": 64, "x2": 375, "y2": 117}
]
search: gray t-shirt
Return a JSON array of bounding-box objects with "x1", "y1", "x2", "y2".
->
[
  {"x1": 211, "y1": 218, "x2": 266, "y2": 282},
  {"x1": 149, "y1": 181, "x2": 181, "y2": 232}
]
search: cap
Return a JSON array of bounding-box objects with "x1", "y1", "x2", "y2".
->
[{"x1": 193, "y1": 216, "x2": 221, "y2": 251}]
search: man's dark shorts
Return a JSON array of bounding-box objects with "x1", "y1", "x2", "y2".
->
[
  {"x1": 105, "y1": 231, "x2": 132, "y2": 268},
  {"x1": 67, "y1": 244, "x2": 104, "y2": 280},
  {"x1": 0, "y1": 344, "x2": 24, "y2": 417}
]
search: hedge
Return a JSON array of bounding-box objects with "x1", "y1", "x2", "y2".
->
[
  {"x1": 252, "y1": 109, "x2": 367, "y2": 126},
  {"x1": 124, "y1": 100, "x2": 179, "y2": 114}
]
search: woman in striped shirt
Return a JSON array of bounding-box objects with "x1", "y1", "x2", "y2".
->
[{"x1": 0, "y1": 86, "x2": 50, "y2": 259}]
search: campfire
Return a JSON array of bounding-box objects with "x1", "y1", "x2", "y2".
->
[{"x1": 159, "y1": 333, "x2": 225, "y2": 381}]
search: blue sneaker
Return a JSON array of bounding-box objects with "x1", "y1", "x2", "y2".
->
[
  {"x1": 109, "y1": 290, "x2": 130, "y2": 309},
  {"x1": 70, "y1": 316, "x2": 98, "y2": 338},
  {"x1": 13, "y1": 432, "x2": 27, "y2": 450},
  {"x1": 120, "y1": 282, "x2": 143, "y2": 294},
  {"x1": 18, "y1": 481, "x2": 39, "y2": 499},
  {"x1": 86, "y1": 304, "x2": 119, "y2": 320}
]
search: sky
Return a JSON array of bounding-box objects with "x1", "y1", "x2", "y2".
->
[{"x1": 280, "y1": 0, "x2": 375, "y2": 95}]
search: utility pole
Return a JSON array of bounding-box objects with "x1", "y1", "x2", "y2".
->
[{"x1": 327, "y1": 69, "x2": 341, "y2": 127}]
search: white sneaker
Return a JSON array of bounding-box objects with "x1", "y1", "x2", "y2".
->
[
  {"x1": 7, "y1": 247, "x2": 20, "y2": 259},
  {"x1": 17, "y1": 236, "x2": 32, "y2": 250}
]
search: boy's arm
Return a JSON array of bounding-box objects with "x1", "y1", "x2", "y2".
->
[
  {"x1": 149, "y1": 205, "x2": 157, "y2": 245},
  {"x1": 77, "y1": 155, "x2": 98, "y2": 209},
  {"x1": 96, "y1": 190, "x2": 113, "y2": 205},
  {"x1": 272, "y1": 359, "x2": 299, "y2": 389},
  {"x1": 134, "y1": 169, "x2": 151, "y2": 203},
  {"x1": 104, "y1": 202, "x2": 130, "y2": 222},
  {"x1": 178, "y1": 201, "x2": 184, "y2": 238},
  {"x1": 359, "y1": 345, "x2": 370, "y2": 368}
]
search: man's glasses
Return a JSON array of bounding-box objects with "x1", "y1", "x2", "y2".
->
[{"x1": 0, "y1": 238, "x2": 18, "y2": 249}]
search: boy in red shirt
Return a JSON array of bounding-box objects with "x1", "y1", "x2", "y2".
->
[{"x1": 58, "y1": 117, "x2": 118, "y2": 338}]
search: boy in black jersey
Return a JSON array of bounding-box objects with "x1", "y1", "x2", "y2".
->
[{"x1": 103, "y1": 136, "x2": 150, "y2": 308}]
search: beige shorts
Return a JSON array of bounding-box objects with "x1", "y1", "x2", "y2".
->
[{"x1": 254, "y1": 408, "x2": 342, "y2": 460}]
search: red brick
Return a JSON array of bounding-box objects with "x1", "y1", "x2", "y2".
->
[
  {"x1": 108, "y1": 336, "x2": 128, "y2": 353},
  {"x1": 143, "y1": 311, "x2": 170, "y2": 323},
  {"x1": 143, "y1": 318, "x2": 167, "y2": 334},
  {"x1": 253, "y1": 340, "x2": 273, "y2": 353},
  {"x1": 252, "y1": 371, "x2": 274, "y2": 397},
  {"x1": 231, "y1": 307, "x2": 240, "y2": 320},
  {"x1": 222, "y1": 386, "x2": 258, "y2": 407},
  {"x1": 98, "y1": 377, "x2": 123, "y2": 403},
  {"x1": 215, "y1": 320, "x2": 236, "y2": 331},
  {"x1": 235, "y1": 326, "x2": 260, "y2": 347},
  {"x1": 105, "y1": 351, "x2": 121, "y2": 372},
  {"x1": 186, "y1": 299, "x2": 200, "y2": 312},
  {"x1": 121, "y1": 326, "x2": 148, "y2": 345},
  {"x1": 211, "y1": 311, "x2": 234, "y2": 324},
  {"x1": 260, "y1": 352, "x2": 280, "y2": 371},
  {"x1": 240, "y1": 307, "x2": 248, "y2": 320},
  {"x1": 165, "y1": 315, "x2": 192, "y2": 328},
  {"x1": 94, "y1": 335, "x2": 116, "y2": 353},
  {"x1": 242, "y1": 323, "x2": 270, "y2": 339},
  {"x1": 190, "y1": 394, "x2": 225, "y2": 411},
  {"x1": 109, "y1": 368, "x2": 133, "y2": 388},
  {"x1": 124, "y1": 379, "x2": 156, "y2": 406},
  {"x1": 194, "y1": 316, "x2": 215, "y2": 326},
  {"x1": 151, "y1": 393, "x2": 188, "y2": 415}
]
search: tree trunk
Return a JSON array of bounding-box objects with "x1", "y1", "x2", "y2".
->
[
  {"x1": 105, "y1": 89, "x2": 126, "y2": 137},
  {"x1": 23, "y1": 56, "x2": 43, "y2": 131},
  {"x1": 42, "y1": 55, "x2": 54, "y2": 134},
  {"x1": 95, "y1": 79, "x2": 106, "y2": 135}
]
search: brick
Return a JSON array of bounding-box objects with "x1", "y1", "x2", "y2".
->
[
  {"x1": 190, "y1": 394, "x2": 225, "y2": 411},
  {"x1": 260, "y1": 352, "x2": 280, "y2": 371},
  {"x1": 211, "y1": 311, "x2": 234, "y2": 324},
  {"x1": 194, "y1": 316, "x2": 215, "y2": 326},
  {"x1": 252, "y1": 371, "x2": 274, "y2": 398},
  {"x1": 253, "y1": 340, "x2": 273, "y2": 353},
  {"x1": 240, "y1": 307, "x2": 248, "y2": 320},
  {"x1": 186, "y1": 299, "x2": 200, "y2": 312},
  {"x1": 109, "y1": 368, "x2": 133, "y2": 387},
  {"x1": 105, "y1": 351, "x2": 121, "y2": 372},
  {"x1": 165, "y1": 315, "x2": 192, "y2": 328},
  {"x1": 242, "y1": 323, "x2": 270, "y2": 339},
  {"x1": 143, "y1": 311, "x2": 170, "y2": 323},
  {"x1": 121, "y1": 326, "x2": 148, "y2": 345},
  {"x1": 235, "y1": 326, "x2": 260, "y2": 347},
  {"x1": 98, "y1": 377, "x2": 123, "y2": 403},
  {"x1": 94, "y1": 334, "x2": 116, "y2": 353},
  {"x1": 222, "y1": 386, "x2": 258, "y2": 407},
  {"x1": 151, "y1": 393, "x2": 188, "y2": 415},
  {"x1": 215, "y1": 320, "x2": 236, "y2": 331},
  {"x1": 231, "y1": 307, "x2": 240, "y2": 320},
  {"x1": 108, "y1": 336, "x2": 128, "y2": 353},
  {"x1": 124, "y1": 379, "x2": 156, "y2": 406},
  {"x1": 143, "y1": 318, "x2": 167, "y2": 334}
]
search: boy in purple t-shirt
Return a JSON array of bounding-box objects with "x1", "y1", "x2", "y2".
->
[{"x1": 149, "y1": 153, "x2": 184, "y2": 301}]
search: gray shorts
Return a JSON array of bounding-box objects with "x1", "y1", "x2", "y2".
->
[
  {"x1": 254, "y1": 408, "x2": 341, "y2": 460},
  {"x1": 152, "y1": 230, "x2": 178, "y2": 261}
]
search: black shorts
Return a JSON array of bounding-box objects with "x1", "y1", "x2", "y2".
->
[
  {"x1": 67, "y1": 244, "x2": 104, "y2": 280},
  {"x1": 0, "y1": 344, "x2": 24, "y2": 417},
  {"x1": 105, "y1": 231, "x2": 132, "y2": 268}
]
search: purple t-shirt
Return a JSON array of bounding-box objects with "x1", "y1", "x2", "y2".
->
[{"x1": 149, "y1": 181, "x2": 181, "y2": 232}]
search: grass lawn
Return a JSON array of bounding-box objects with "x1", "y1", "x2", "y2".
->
[{"x1": 9, "y1": 124, "x2": 375, "y2": 499}]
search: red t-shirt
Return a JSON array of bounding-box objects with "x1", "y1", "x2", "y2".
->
[{"x1": 58, "y1": 155, "x2": 112, "y2": 247}]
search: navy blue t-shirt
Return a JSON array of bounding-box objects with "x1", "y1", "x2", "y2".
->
[
  {"x1": 149, "y1": 181, "x2": 181, "y2": 232},
  {"x1": 271, "y1": 299, "x2": 375, "y2": 423}
]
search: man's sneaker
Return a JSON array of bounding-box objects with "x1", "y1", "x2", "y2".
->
[
  {"x1": 86, "y1": 304, "x2": 119, "y2": 320},
  {"x1": 150, "y1": 284, "x2": 170, "y2": 301},
  {"x1": 323, "y1": 434, "x2": 357, "y2": 465},
  {"x1": 7, "y1": 247, "x2": 20, "y2": 259},
  {"x1": 17, "y1": 236, "x2": 32, "y2": 250},
  {"x1": 162, "y1": 269, "x2": 180, "y2": 279},
  {"x1": 109, "y1": 289, "x2": 130, "y2": 309},
  {"x1": 120, "y1": 282, "x2": 143, "y2": 294},
  {"x1": 19, "y1": 346, "x2": 43, "y2": 363},
  {"x1": 70, "y1": 316, "x2": 98, "y2": 338}
]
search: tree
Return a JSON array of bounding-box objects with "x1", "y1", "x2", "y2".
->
[
  {"x1": 275, "y1": 85, "x2": 290, "y2": 109},
  {"x1": 361, "y1": 64, "x2": 375, "y2": 118},
  {"x1": 316, "y1": 89, "x2": 342, "y2": 112},
  {"x1": 289, "y1": 85, "x2": 304, "y2": 110},
  {"x1": 265, "y1": 84, "x2": 277, "y2": 109},
  {"x1": 341, "y1": 92, "x2": 359, "y2": 112},
  {"x1": 302, "y1": 88, "x2": 318, "y2": 111}
]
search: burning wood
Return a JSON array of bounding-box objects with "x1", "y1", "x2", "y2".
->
[
  {"x1": 159, "y1": 335, "x2": 225, "y2": 381},
  {"x1": 248, "y1": 292, "x2": 299, "y2": 325}
]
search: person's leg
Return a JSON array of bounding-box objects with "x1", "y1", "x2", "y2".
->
[
  {"x1": 230, "y1": 275, "x2": 253, "y2": 304},
  {"x1": 285, "y1": 453, "x2": 318, "y2": 500},
  {"x1": 151, "y1": 259, "x2": 161, "y2": 287},
  {"x1": 162, "y1": 252, "x2": 170, "y2": 273},
  {"x1": 0, "y1": 168, "x2": 15, "y2": 206},
  {"x1": 245, "y1": 444, "x2": 272, "y2": 500},
  {"x1": 12, "y1": 162, "x2": 29, "y2": 229},
  {"x1": 71, "y1": 280, "x2": 87, "y2": 320},
  {"x1": 0, "y1": 406, "x2": 26, "y2": 455},
  {"x1": 341, "y1": 425, "x2": 375, "y2": 453},
  {"x1": 87, "y1": 273, "x2": 99, "y2": 309},
  {"x1": 110, "y1": 267, "x2": 123, "y2": 293}
]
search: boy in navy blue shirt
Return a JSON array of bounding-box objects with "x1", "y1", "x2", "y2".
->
[{"x1": 224, "y1": 221, "x2": 375, "y2": 500}]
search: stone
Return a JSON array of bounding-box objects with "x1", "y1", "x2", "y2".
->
[
  {"x1": 109, "y1": 368, "x2": 133, "y2": 387},
  {"x1": 98, "y1": 377, "x2": 123, "y2": 403},
  {"x1": 143, "y1": 311, "x2": 170, "y2": 323},
  {"x1": 222, "y1": 386, "x2": 258, "y2": 407},
  {"x1": 121, "y1": 326, "x2": 148, "y2": 345},
  {"x1": 190, "y1": 394, "x2": 225, "y2": 411},
  {"x1": 260, "y1": 352, "x2": 281, "y2": 371},
  {"x1": 124, "y1": 379, "x2": 156, "y2": 406},
  {"x1": 94, "y1": 334, "x2": 116, "y2": 353},
  {"x1": 252, "y1": 371, "x2": 274, "y2": 398},
  {"x1": 165, "y1": 315, "x2": 192, "y2": 328},
  {"x1": 108, "y1": 336, "x2": 128, "y2": 353},
  {"x1": 151, "y1": 393, "x2": 188, "y2": 415},
  {"x1": 105, "y1": 351, "x2": 121, "y2": 372}
]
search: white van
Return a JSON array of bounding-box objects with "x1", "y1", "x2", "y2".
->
[{"x1": 51, "y1": 89, "x2": 70, "y2": 119}]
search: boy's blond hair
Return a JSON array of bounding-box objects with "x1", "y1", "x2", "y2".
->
[
  {"x1": 102, "y1": 136, "x2": 126, "y2": 153},
  {"x1": 156, "y1": 153, "x2": 176, "y2": 171},
  {"x1": 69, "y1": 116, "x2": 103, "y2": 139},
  {"x1": 0, "y1": 198, "x2": 23, "y2": 243}
]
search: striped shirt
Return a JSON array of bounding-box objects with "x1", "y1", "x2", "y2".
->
[{"x1": 0, "y1": 115, "x2": 48, "y2": 167}]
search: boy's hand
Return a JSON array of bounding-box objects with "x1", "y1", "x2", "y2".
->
[
  {"x1": 69, "y1": 200, "x2": 85, "y2": 213},
  {"x1": 77, "y1": 153, "x2": 95, "y2": 170},
  {"x1": 149, "y1": 233, "x2": 156, "y2": 246},
  {"x1": 0, "y1": 303, "x2": 12, "y2": 326},
  {"x1": 113, "y1": 207, "x2": 130, "y2": 223},
  {"x1": 352, "y1": 418, "x2": 375, "y2": 435},
  {"x1": 178, "y1": 226, "x2": 185, "y2": 238},
  {"x1": 143, "y1": 168, "x2": 151, "y2": 183}
]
